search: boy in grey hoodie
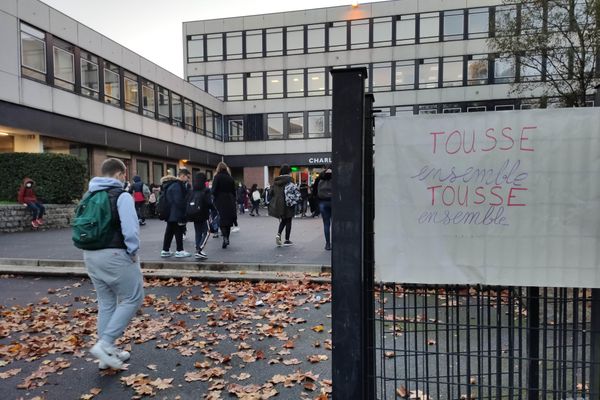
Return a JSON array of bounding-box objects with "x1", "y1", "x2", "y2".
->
[{"x1": 85, "y1": 158, "x2": 144, "y2": 370}]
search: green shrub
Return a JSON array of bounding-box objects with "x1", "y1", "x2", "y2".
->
[{"x1": 0, "y1": 153, "x2": 87, "y2": 204}]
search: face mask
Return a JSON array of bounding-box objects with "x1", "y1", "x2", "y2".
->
[{"x1": 26, "y1": 183, "x2": 32, "y2": 188}]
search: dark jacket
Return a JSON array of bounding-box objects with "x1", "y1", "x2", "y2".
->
[
  {"x1": 188, "y1": 174, "x2": 214, "y2": 222},
  {"x1": 161, "y1": 176, "x2": 188, "y2": 223},
  {"x1": 212, "y1": 171, "x2": 236, "y2": 227},
  {"x1": 18, "y1": 178, "x2": 38, "y2": 204},
  {"x1": 313, "y1": 172, "x2": 332, "y2": 201},
  {"x1": 268, "y1": 175, "x2": 295, "y2": 219}
]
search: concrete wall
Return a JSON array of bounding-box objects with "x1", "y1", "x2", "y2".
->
[{"x1": 0, "y1": 204, "x2": 76, "y2": 233}]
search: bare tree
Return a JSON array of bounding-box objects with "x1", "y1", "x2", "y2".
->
[{"x1": 488, "y1": 0, "x2": 600, "y2": 106}]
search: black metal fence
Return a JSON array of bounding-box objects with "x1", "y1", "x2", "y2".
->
[{"x1": 374, "y1": 285, "x2": 600, "y2": 400}]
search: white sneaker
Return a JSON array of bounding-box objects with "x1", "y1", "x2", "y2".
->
[
  {"x1": 175, "y1": 250, "x2": 191, "y2": 258},
  {"x1": 275, "y1": 234, "x2": 282, "y2": 247},
  {"x1": 160, "y1": 250, "x2": 173, "y2": 257},
  {"x1": 194, "y1": 251, "x2": 207, "y2": 259},
  {"x1": 231, "y1": 227, "x2": 240, "y2": 233},
  {"x1": 90, "y1": 341, "x2": 123, "y2": 370},
  {"x1": 98, "y1": 348, "x2": 130, "y2": 369}
]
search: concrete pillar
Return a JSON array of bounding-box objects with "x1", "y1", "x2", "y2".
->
[{"x1": 263, "y1": 166, "x2": 269, "y2": 188}]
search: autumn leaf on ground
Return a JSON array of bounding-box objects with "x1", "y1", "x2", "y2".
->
[
  {"x1": 150, "y1": 377, "x2": 174, "y2": 390},
  {"x1": 385, "y1": 351, "x2": 395, "y2": 358},
  {"x1": 282, "y1": 358, "x2": 302, "y2": 365},
  {"x1": 311, "y1": 325, "x2": 324, "y2": 332},
  {"x1": 146, "y1": 364, "x2": 157, "y2": 371},
  {"x1": 0, "y1": 368, "x2": 21, "y2": 379},
  {"x1": 235, "y1": 372, "x2": 251, "y2": 381},
  {"x1": 427, "y1": 339, "x2": 436, "y2": 346},
  {"x1": 307, "y1": 354, "x2": 328, "y2": 363},
  {"x1": 283, "y1": 340, "x2": 295, "y2": 349},
  {"x1": 396, "y1": 385, "x2": 408, "y2": 397}
]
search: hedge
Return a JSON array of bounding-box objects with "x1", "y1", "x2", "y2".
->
[{"x1": 0, "y1": 153, "x2": 87, "y2": 204}]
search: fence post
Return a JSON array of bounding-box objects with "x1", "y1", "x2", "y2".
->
[
  {"x1": 590, "y1": 289, "x2": 600, "y2": 399},
  {"x1": 527, "y1": 287, "x2": 540, "y2": 400},
  {"x1": 330, "y1": 67, "x2": 372, "y2": 400}
]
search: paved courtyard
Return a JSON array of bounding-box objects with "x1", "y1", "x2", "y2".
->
[{"x1": 0, "y1": 213, "x2": 331, "y2": 266}]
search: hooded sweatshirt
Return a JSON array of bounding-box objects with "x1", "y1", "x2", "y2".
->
[
  {"x1": 18, "y1": 178, "x2": 37, "y2": 204},
  {"x1": 87, "y1": 177, "x2": 140, "y2": 255}
]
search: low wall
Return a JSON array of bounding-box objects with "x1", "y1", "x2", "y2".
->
[{"x1": 0, "y1": 204, "x2": 76, "y2": 233}]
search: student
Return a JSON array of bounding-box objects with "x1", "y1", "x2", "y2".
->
[
  {"x1": 268, "y1": 164, "x2": 298, "y2": 246},
  {"x1": 313, "y1": 165, "x2": 333, "y2": 250},
  {"x1": 82, "y1": 158, "x2": 143, "y2": 370},
  {"x1": 160, "y1": 169, "x2": 192, "y2": 258},
  {"x1": 249, "y1": 183, "x2": 261, "y2": 216},
  {"x1": 129, "y1": 176, "x2": 150, "y2": 225},
  {"x1": 18, "y1": 178, "x2": 45, "y2": 228},
  {"x1": 187, "y1": 172, "x2": 214, "y2": 259},
  {"x1": 212, "y1": 162, "x2": 236, "y2": 248}
]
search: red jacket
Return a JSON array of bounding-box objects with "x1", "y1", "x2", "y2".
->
[{"x1": 18, "y1": 178, "x2": 38, "y2": 203}]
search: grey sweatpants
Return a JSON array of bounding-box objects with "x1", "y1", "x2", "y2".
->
[{"x1": 84, "y1": 248, "x2": 144, "y2": 345}]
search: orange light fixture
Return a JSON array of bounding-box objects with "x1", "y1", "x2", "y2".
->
[{"x1": 351, "y1": 2, "x2": 359, "y2": 8}]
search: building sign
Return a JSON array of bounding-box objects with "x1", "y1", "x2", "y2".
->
[
  {"x1": 308, "y1": 156, "x2": 332, "y2": 165},
  {"x1": 375, "y1": 109, "x2": 600, "y2": 288}
]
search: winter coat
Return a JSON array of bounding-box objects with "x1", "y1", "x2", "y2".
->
[
  {"x1": 18, "y1": 178, "x2": 38, "y2": 204},
  {"x1": 161, "y1": 175, "x2": 188, "y2": 223},
  {"x1": 212, "y1": 171, "x2": 237, "y2": 227},
  {"x1": 313, "y1": 172, "x2": 332, "y2": 201},
  {"x1": 188, "y1": 174, "x2": 214, "y2": 222},
  {"x1": 268, "y1": 175, "x2": 295, "y2": 219}
]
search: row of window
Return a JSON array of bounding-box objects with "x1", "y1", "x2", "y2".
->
[
  {"x1": 189, "y1": 52, "x2": 566, "y2": 101},
  {"x1": 19, "y1": 23, "x2": 224, "y2": 139},
  {"x1": 227, "y1": 110, "x2": 329, "y2": 141}
]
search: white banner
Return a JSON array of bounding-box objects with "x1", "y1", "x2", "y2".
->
[{"x1": 375, "y1": 108, "x2": 600, "y2": 287}]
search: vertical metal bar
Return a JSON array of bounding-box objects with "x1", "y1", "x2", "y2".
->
[
  {"x1": 414, "y1": 289, "x2": 420, "y2": 396},
  {"x1": 330, "y1": 67, "x2": 369, "y2": 400},
  {"x1": 542, "y1": 288, "x2": 548, "y2": 399},
  {"x1": 562, "y1": 288, "x2": 568, "y2": 398},
  {"x1": 445, "y1": 286, "x2": 452, "y2": 399},
  {"x1": 487, "y1": 288, "x2": 493, "y2": 400},
  {"x1": 466, "y1": 287, "x2": 472, "y2": 400},
  {"x1": 589, "y1": 288, "x2": 600, "y2": 400},
  {"x1": 456, "y1": 288, "x2": 463, "y2": 398},
  {"x1": 573, "y1": 288, "x2": 579, "y2": 397},
  {"x1": 552, "y1": 288, "x2": 559, "y2": 400},
  {"x1": 527, "y1": 287, "x2": 540, "y2": 400},
  {"x1": 582, "y1": 289, "x2": 589, "y2": 400},
  {"x1": 518, "y1": 288, "x2": 523, "y2": 399},
  {"x1": 477, "y1": 287, "x2": 483, "y2": 400},
  {"x1": 508, "y1": 288, "x2": 515, "y2": 399},
  {"x1": 496, "y1": 289, "x2": 502, "y2": 399},
  {"x1": 435, "y1": 286, "x2": 441, "y2": 399}
]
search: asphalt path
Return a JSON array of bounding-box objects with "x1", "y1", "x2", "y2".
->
[{"x1": 0, "y1": 212, "x2": 331, "y2": 266}]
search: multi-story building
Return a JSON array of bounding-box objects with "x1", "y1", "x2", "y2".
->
[{"x1": 184, "y1": 0, "x2": 596, "y2": 185}]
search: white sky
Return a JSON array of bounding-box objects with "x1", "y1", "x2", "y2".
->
[{"x1": 40, "y1": 0, "x2": 379, "y2": 78}]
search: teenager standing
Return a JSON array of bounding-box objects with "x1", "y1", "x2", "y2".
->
[
  {"x1": 212, "y1": 162, "x2": 236, "y2": 248},
  {"x1": 268, "y1": 164, "x2": 297, "y2": 246}
]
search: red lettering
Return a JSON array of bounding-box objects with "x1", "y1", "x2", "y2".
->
[
  {"x1": 500, "y1": 127, "x2": 514, "y2": 150},
  {"x1": 430, "y1": 132, "x2": 445, "y2": 154},
  {"x1": 520, "y1": 126, "x2": 535, "y2": 152},
  {"x1": 428, "y1": 185, "x2": 442, "y2": 205},
  {"x1": 446, "y1": 130, "x2": 462, "y2": 155},
  {"x1": 482, "y1": 128, "x2": 497, "y2": 152},
  {"x1": 489, "y1": 185, "x2": 503, "y2": 206},
  {"x1": 442, "y1": 186, "x2": 455, "y2": 206},
  {"x1": 507, "y1": 187, "x2": 527, "y2": 206},
  {"x1": 474, "y1": 186, "x2": 485, "y2": 205}
]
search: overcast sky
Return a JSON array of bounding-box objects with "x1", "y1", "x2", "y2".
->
[{"x1": 41, "y1": 0, "x2": 379, "y2": 78}]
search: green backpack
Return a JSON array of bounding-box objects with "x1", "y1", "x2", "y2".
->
[{"x1": 72, "y1": 189, "x2": 118, "y2": 250}]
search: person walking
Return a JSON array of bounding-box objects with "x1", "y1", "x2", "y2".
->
[
  {"x1": 212, "y1": 162, "x2": 236, "y2": 248},
  {"x1": 160, "y1": 169, "x2": 192, "y2": 258},
  {"x1": 249, "y1": 184, "x2": 261, "y2": 216},
  {"x1": 18, "y1": 177, "x2": 45, "y2": 228},
  {"x1": 76, "y1": 158, "x2": 143, "y2": 370},
  {"x1": 186, "y1": 172, "x2": 214, "y2": 260},
  {"x1": 237, "y1": 183, "x2": 247, "y2": 215},
  {"x1": 268, "y1": 164, "x2": 299, "y2": 247},
  {"x1": 147, "y1": 184, "x2": 160, "y2": 218},
  {"x1": 313, "y1": 166, "x2": 333, "y2": 250},
  {"x1": 298, "y1": 182, "x2": 309, "y2": 217},
  {"x1": 129, "y1": 175, "x2": 150, "y2": 225}
]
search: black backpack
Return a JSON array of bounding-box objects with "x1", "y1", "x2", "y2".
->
[
  {"x1": 185, "y1": 191, "x2": 204, "y2": 221},
  {"x1": 318, "y1": 179, "x2": 332, "y2": 199},
  {"x1": 156, "y1": 184, "x2": 171, "y2": 221}
]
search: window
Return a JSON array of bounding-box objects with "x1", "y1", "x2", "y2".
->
[
  {"x1": 286, "y1": 69, "x2": 304, "y2": 97},
  {"x1": 396, "y1": 14, "x2": 415, "y2": 45},
  {"x1": 205, "y1": 109, "x2": 214, "y2": 138},
  {"x1": 80, "y1": 51, "x2": 99, "y2": 99},
  {"x1": 468, "y1": 8, "x2": 489, "y2": 39},
  {"x1": 267, "y1": 113, "x2": 284, "y2": 139},
  {"x1": 307, "y1": 68, "x2": 325, "y2": 96},
  {"x1": 494, "y1": 5, "x2": 516, "y2": 36},
  {"x1": 546, "y1": 49, "x2": 569, "y2": 78},
  {"x1": 246, "y1": 30, "x2": 263, "y2": 58},
  {"x1": 419, "y1": 58, "x2": 439, "y2": 88},
  {"x1": 227, "y1": 73, "x2": 243, "y2": 101},
  {"x1": 184, "y1": 99, "x2": 194, "y2": 130},
  {"x1": 103, "y1": 62, "x2": 120, "y2": 105},
  {"x1": 195, "y1": 104, "x2": 205, "y2": 134},
  {"x1": 443, "y1": 10, "x2": 464, "y2": 41},
  {"x1": 158, "y1": 86, "x2": 170, "y2": 122},
  {"x1": 266, "y1": 71, "x2": 283, "y2": 99},
  {"x1": 206, "y1": 33, "x2": 223, "y2": 61},
  {"x1": 246, "y1": 72, "x2": 263, "y2": 100},
  {"x1": 123, "y1": 71, "x2": 139, "y2": 112},
  {"x1": 467, "y1": 55, "x2": 488, "y2": 85},
  {"x1": 152, "y1": 162, "x2": 164, "y2": 185},
  {"x1": 189, "y1": 76, "x2": 205, "y2": 91},
  {"x1": 395, "y1": 106, "x2": 414, "y2": 115},
  {"x1": 443, "y1": 56, "x2": 463, "y2": 87},
  {"x1": 328, "y1": 21, "x2": 347, "y2": 51},
  {"x1": 395, "y1": 60, "x2": 415, "y2": 90},
  {"x1": 187, "y1": 35, "x2": 204, "y2": 62},
  {"x1": 287, "y1": 112, "x2": 304, "y2": 139},
  {"x1": 215, "y1": 113, "x2": 223, "y2": 140},
  {"x1": 53, "y1": 41, "x2": 75, "y2": 91},
  {"x1": 467, "y1": 106, "x2": 486, "y2": 112},
  {"x1": 171, "y1": 93, "x2": 183, "y2": 127},
  {"x1": 419, "y1": 12, "x2": 439, "y2": 43},
  {"x1": 495, "y1": 104, "x2": 514, "y2": 111},
  {"x1": 266, "y1": 28, "x2": 283, "y2": 56},
  {"x1": 520, "y1": 54, "x2": 543, "y2": 82},
  {"x1": 20, "y1": 23, "x2": 46, "y2": 81},
  {"x1": 350, "y1": 19, "x2": 369, "y2": 49},
  {"x1": 419, "y1": 105, "x2": 438, "y2": 114},
  {"x1": 376, "y1": 107, "x2": 392, "y2": 117},
  {"x1": 373, "y1": 17, "x2": 392, "y2": 47},
  {"x1": 286, "y1": 26, "x2": 304, "y2": 55},
  {"x1": 157, "y1": 86, "x2": 169, "y2": 123},
  {"x1": 226, "y1": 32, "x2": 243, "y2": 60},
  {"x1": 308, "y1": 111, "x2": 326, "y2": 138},
  {"x1": 166, "y1": 164, "x2": 177, "y2": 177},
  {"x1": 443, "y1": 107, "x2": 462, "y2": 113},
  {"x1": 142, "y1": 80, "x2": 155, "y2": 118},
  {"x1": 229, "y1": 120, "x2": 244, "y2": 141},
  {"x1": 207, "y1": 75, "x2": 224, "y2": 100},
  {"x1": 372, "y1": 62, "x2": 392, "y2": 92},
  {"x1": 136, "y1": 160, "x2": 149, "y2": 184},
  {"x1": 520, "y1": 2, "x2": 543, "y2": 34},
  {"x1": 307, "y1": 24, "x2": 325, "y2": 53},
  {"x1": 494, "y1": 55, "x2": 515, "y2": 84}
]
